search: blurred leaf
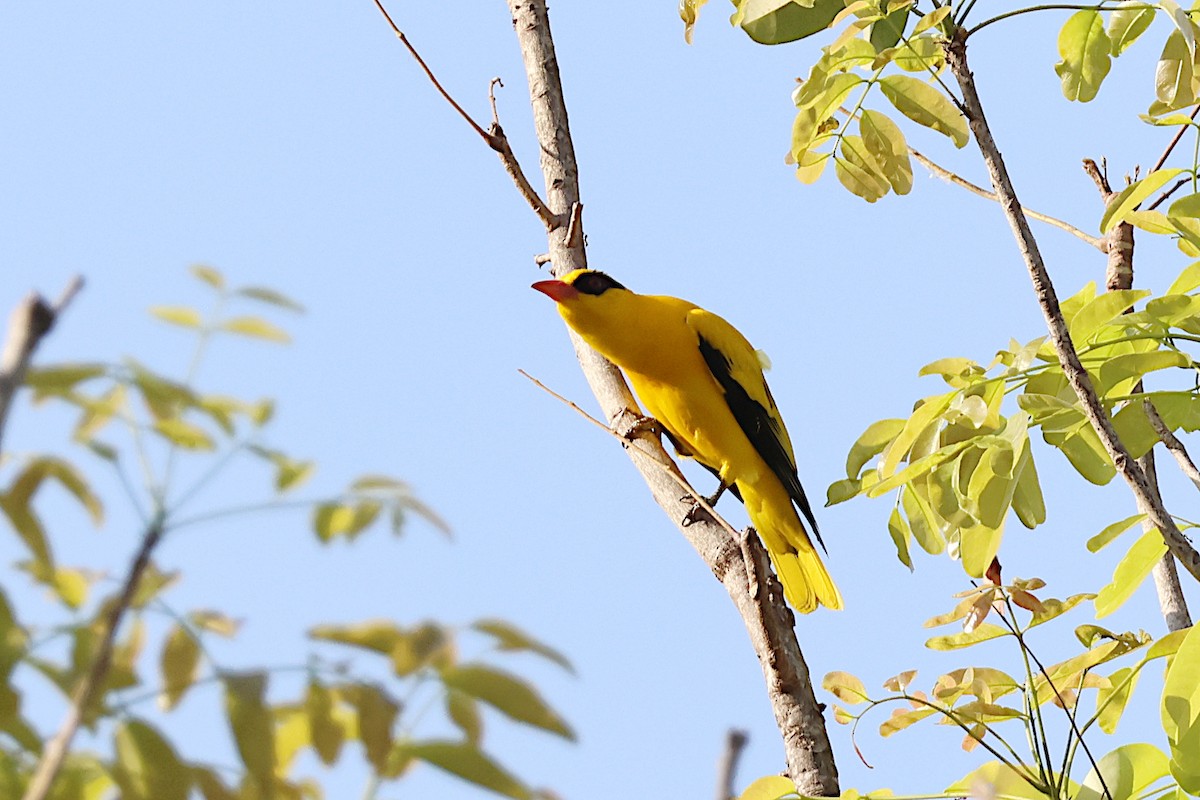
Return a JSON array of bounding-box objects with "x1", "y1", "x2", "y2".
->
[
  {"x1": 1108, "y1": 2, "x2": 1155, "y2": 55},
  {"x1": 24, "y1": 363, "x2": 107, "y2": 396},
  {"x1": 236, "y1": 286, "x2": 305, "y2": 313},
  {"x1": 190, "y1": 609, "x2": 242, "y2": 638},
  {"x1": 0, "y1": 494, "x2": 52, "y2": 567},
  {"x1": 220, "y1": 316, "x2": 291, "y2": 344},
  {"x1": 223, "y1": 672, "x2": 276, "y2": 792},
  {"x1": 306, "y1": 680, "x2": 344, "y2": 766},
  {"x1": 472, "y1": 619, "x2": 574, "y2": 675},
  {"x1": 441, "y1": 663, "x2": 574, "y2": 740},
  {"x1": 113, "y1": 719, "x2": 191, "y2": 800},
  {"x1": 150, "y1": 306, "x2": 204, "y2": 329},
  {"x1": 737, "y1": 775, "x2": 799, "y2": 800},
  {"x1": 343, "y1": 682, "x2": 400, "y2": 773},
  {"x1": 878, "y1": 74, "x2": 968, "y2": 147},
  {"x1": 823, "y1": 671, "x2": 869, "y2": 704},
  {"x1": 1095, "y1": 528, "x2": 1168, "y2": 617},
  {"x1": 1102, "y1": 169, "x2": 1185, "y2": 232},
  {"x1": 191, "y1": 265, "x2": 226, "y2": 290},
  {"x1": 446, "y1": 689, "x2": 484, "y2": 744},
  {"x1": 9, "y1": 456, "x2": 104, "y2": 527},
  {"x1": 152, "y1": 418, "x2": 215, "y2": 451},
  {"x1": 274, "y1": 707, "x2": 309, "y2": 772},
  {"x1": 397, "y1": 739, "x2": 532, "y2": 800},
  {"x1": 159, "y1": 625, "x2": 201, "y2": 711},
  {"x1": 312, "y1": 501, "x2": 381, "y2": 542},
  {"x1": 131, "y1": 562, "x2": 180, "y2": 608},
  {"x1": 1054, "y1": 10, "x2": 1111, "y2": 101},
  {"x1": 1162, "y1": 618, "x2": 1200, "y2": 793}
]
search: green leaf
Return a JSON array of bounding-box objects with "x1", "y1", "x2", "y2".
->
[
  {"x1": 925, "y1": 623, "x2": 1008, "y2": 650},
  {"x1": 150, "y1": 306, "x2": 204, "y2": 329},
  {"x1": 23, "y1": 363, "x2": 107, "y2": 395},
  {"x1": 1029, "y1": 593, "x2": 1095, "y2": 628},
  {"x1": 1056, "y1": 423, "x2": 1116, "y2": 485},
  {"x1": 948, "y1": 761, "x2": 1069, "y2": 800},
  {"x1": 1108, "y1": 1, "x2": 1155, "y2": 55},
  {"x1": 880, "y1": 705, "x2": 938, "y2": 735},
  {"x1": 735, "y1": 0, "x2": 845, "y2": 44},
  {"x1": 1095, "y1": 528, "x2": 1168, "y2": 617},
  {"x1": 312, "y1": 501, "x2": 381, "y2": 542},
  {"x1": 903, "y1": 484, "x2": 946, "y2": 555},
  {"x1": 878, "y1": 74, "x2": 969, "y2": 147},
  {"x1": 152, "y1": 418, "x2": 215, "y2": 451},
  {"x1": 397, "y1": 739, "x2": 532, "y2": 800},
  {"x1": 222, "y1": 672, "x2": 276, "y2": 792},
  {"x1": 1069, "y1": 289, "x2": 1149, "y2": 343},
  {"x1": 1163, "y1": 622, "x2": 1200, "y2": 794},
  {"x1": 113, "y1": 719, "x2": 191, "y2": 800},
  {"x1": 680, "y1": 0, "x2": 710, "y2": 44},
  {"x1": 471, "y1": 619, "x2": 575, "y2": 674},
  {"x1": 1170, "y1": 191, "x2": 1200, "y2": 219},
  {"x1": 441, "y1": 663, "x2": 574, "y2": 740},
  {"x1": 1168, "y1": 260, "x2": 1200, "y2": 294},
  {"x1": 890, "y1": 34, "x2": 946, "y2": 72},
  {"x1": 219, "y1": 316, "x2": 291, "y2": 344},
  {"x1": 1054, "y1": 10, "x2": 1112, "y2": 102},
  {"x1": 1099, "y1": 350, "x2": 1189, "y2": 392},
  {"x1": 343, "y1": 682, "x2": 400, "y2": 773},
  {"x1": 305, "y1": 680, "x2": 344, "y2": 766},
  {"x1": 822, "y1": 671, "x2": 870, "y2": 704},
  {"x1": 1088, "y1": 514, "x2": 1148, "y2": 552},
  {"x1": 826, "y1": 477, "x2": 862, "y2": 505},
  {"x1": 190, "y1": 609, "x2": 241, "y2": 638},
  {"x1": 1152, "y1": 30, "x2": 1198, "y2": 115},
  {"x1": 913, "y1": 5, "x2": 951, "y2": 35},
  {"x1": 1125, "y1": 209, "x2": 1176, "y2": 234},
  {"x1": 846, "y1": 418, "x2": 905, "y2": 478},
  {"x1": 1101, "y1": 169, "x2": 1186, "y2": 232},
  {"x1": 1096, "y1": 666, "x2": 1139, "y2": 734},
  {"x1": 159, "y1": 624, "x2": 201, "y2": 711},
  {"x1": 888, "y1": 506, "x2": 913, "y2": 569},
  {"x1": 1011, "y1": 444, "x2": 1045, "y2": 529},
  {"x1": 960, "y1": 520, "x2": 1005, "y2": 580},
  {"x1": 191, "y1": 265, "x2": 226, "y2": 290},
  {"x1": 1077, "y1": 743, "x2": 1169, "y2": 800},
  {"x1": 881, "y1": 392, "x2": 955, "y2": 476},
  {"x1": 236, "y1": 286, "x2": 305, "y2": 313},
  {"x1": 870, "y1": 4, "x2": 909, "y2": 51},
  {"x1": 737, "y1": 776, "x2": 800, "y2": 800},
  {"x1": 835, "y1": 136, "x2": 890, "y2": 202},
  {"x1": 860, "y1": 110, "x2": 912, "y2": 195},
  {"x1": 446, "y1": 689, "x2": 483, "y2": 744}
]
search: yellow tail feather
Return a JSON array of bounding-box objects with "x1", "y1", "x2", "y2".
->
[{"x1": 738, "y1": 480, "x2": 843, "y2": 613}]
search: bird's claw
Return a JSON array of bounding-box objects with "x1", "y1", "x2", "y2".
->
[
  {"x1": 613, "y1": 412, "x2": 661, "y2": 442},
  {"x1": 681, "y1": 498, "x2": 709, "y2": 527}
]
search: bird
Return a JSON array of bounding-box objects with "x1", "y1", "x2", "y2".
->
[{"x1": 532, "y1": 268, "x2": 841, "y2": 613}]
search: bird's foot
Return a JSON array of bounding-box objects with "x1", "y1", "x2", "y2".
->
[
  {"x1": 613, "y1": 411, "x2": 662, "y2": 442},
  {"x1": 680, "y1": 483, "x2": 728, "y2": 527}
]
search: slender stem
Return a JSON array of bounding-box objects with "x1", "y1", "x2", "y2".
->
[
  {"x1": 969, "y1": 4, "x2": 1156, "y2": 36},
  {"x1": 1149, "y1": 105, "x2": 1200, "y2": 174}
]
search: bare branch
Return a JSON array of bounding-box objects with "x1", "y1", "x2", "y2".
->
[
  {"x1": 1145, "y1": 399, "x2": 1200, "y2": 493},
  {"x1": 504, "y1": 2, "x2": 837, "y2": 791},
  {"x1": 0, "y1": 275, "x2": 84, "y2": 457},
  {"x1": 911, "y1": 149, "x2": 1103, "y2": 249},
  {"x1": 716, "y1": 729, "x2": 750, "y2": 800},
  {"x1": 945, "y1": 32, "x2": 1200, "y2": 585},
  {"x1": 1150, "y1": 105, "x2": 1200, "y2": 174}
]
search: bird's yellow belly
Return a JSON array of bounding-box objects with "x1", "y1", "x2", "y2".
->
[{"x1": 627, "y1": 372, "x2": 765, "y2": 486}]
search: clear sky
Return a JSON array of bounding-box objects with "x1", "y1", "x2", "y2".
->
[{"x1": 2, "y1": 3, "x2": 1196, "y2": 799}]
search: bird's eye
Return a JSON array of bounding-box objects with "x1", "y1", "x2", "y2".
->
[{"x1": 574, "y1": 271, "x2": 626, "y2": 296}]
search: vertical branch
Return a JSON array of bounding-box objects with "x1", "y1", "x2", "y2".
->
[
  {"x1": 504, "y1": 1, "x2": 839, "y2": 792},
  {"x1": 944, "y1": 31, "x2": 1200, "y2": 585},
  {"x1": 1083, "y1": 158, "x2": 1193, "y2": 633},
  {"x1": 715, "y1": 729, "x2": 750, "y2": 800},
  {"x1": 0, "y1": 277, "x2": 84, "y2": 456}
]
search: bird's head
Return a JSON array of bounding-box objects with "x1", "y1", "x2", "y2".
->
[{"x1": 532, "y1": 269, "x2": 631, "y2": 331}]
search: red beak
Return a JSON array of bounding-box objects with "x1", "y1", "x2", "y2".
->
[{"x1": 531, "y1": 279, "x2": 580, "y2": 303}]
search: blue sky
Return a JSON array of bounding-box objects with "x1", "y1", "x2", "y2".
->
[{"x1": 3, "y1": 3, "x2": 1197, "y2": 799}]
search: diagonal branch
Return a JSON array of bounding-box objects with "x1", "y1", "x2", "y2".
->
[
  {"x1": 0, "y1": 276, "x2": 84, "y2": 457},
  {"x1": 504, "y1": 1, "x2": 837, "y2": 792},
  {"x1": 945, "y1": 31, "x2": 1200, "y2": 586}
]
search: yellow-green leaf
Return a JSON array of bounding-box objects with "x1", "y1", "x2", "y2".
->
[
  {"x1": 236, "y1": 286, "x2": 305, "y2": 313},
  {"x1": 219, "y1": 316, "x2": 291, "y2": 344},
  {"x1": 471, "y1": 618, "x2": 575, "y2": 674},
  {"x1": 446, "y1": 689, "x2": 483, "y2": 744},
  {"x1": 441, "y1": 663, "x2": 575, "y2": 741},
  {"x1": 152, "y1": 418, "x2": 214, "y2": 451},
  {"x1": 113, "y1": 719, "x2": 191, "y2": 800},
  {"x1": 1096, "y1": 666, "x2": 1138, "y2": 734},
  {"x1": 159, "y1": 625, "x2": 201, "y2": 711},
  {"x1": 23, "y1": 363, "x2": 107, "y2": 395},
  {"x1": 1095, "y1": 528, "x2": 1168, "y2": 617},
  {"x1": 1162, "y1": 622, "x2": 1200, "y2": 794},
  {"x1": 222, "y1": 672, "x2": 276, "y2": 790},
  {"x1": 189, "y1": 610, "x2": 241, "y2": 638},
  {"x1": 1153, "y1": 29, "x2": 1197, "y2": 112},
  {"x1": 888, "y1": 506, "x2": 913, "y2": 569},
  {"x1": 846, "y1": 418, "x2": 905, "y2": 478},
  {"x1": 1088, "y1": 513, "x2": 1148, "y2": 552},
  {"x1": 397, "y1": 739, "x2": 532, "y2": 800},
  {"x1": 1099, "y1": 350, "x2": 1189, "y2": 394},
  {"x1": 737, "y1": 775, "x2": 799, "y2": 800},
  {"x1": 835, "y1": 136, "x2": 890, "y2": 203},
  {"x1": 878, "y1": 74, "x2": 968, "y2": 147},
  {"x1": 306, "y1": 680, "x2": 344, "y2": 766},
  {"x1": 822, "y1": 671, "x2": 869, "y2": 704},
  {"x1": 860, "y1": 110, "x2": 912, "y2": 195},
  {"x1": 191, "y1": 265, "x2": 226, "y2": 290},
  {"x1": 1101, "y1": 169, "x2": 1185, "y2": 232},
  {"x1": 1108, "y1": 2, "x2": 1155, "y2": 55},
  {"x1": 925, "y1": 623, "x2": 1008, "y2": 650},
  {"x1": 150, "y1": 306, "x2": 203, "y2": 329},
  {"x1": 1054, "y1": 10, "x2": 1112, "y2": 102},
  {"x1": 343, "y1": 682, "x2": 399, "y2": 773}
]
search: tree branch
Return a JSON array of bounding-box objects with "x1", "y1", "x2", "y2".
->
[
  {"x1": 715, "y1": 729, "x2": 750, "y2": 800},
  {"x1": 944, "y1": 31, "x2": 1200, "y2": 586},
  {"x1": 504, "y1": 1, "x2": 838, "y2": 791},
  {"x1": 0, "y1": 276, "x2": 84, "y2": 457},
  {"x1": 21, "y1": 515, "x2": 165, "y2": 800},
  {"x1": 911, "y1": 149, "x2": 1103, "y2": 249}
]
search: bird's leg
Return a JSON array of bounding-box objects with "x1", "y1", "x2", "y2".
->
[
  {"x1": 613, "y1": 410, "x2": 662, "y2": 442},
  {"x1": 681, "y1": 480, "x2": 730, "y2": 527}
]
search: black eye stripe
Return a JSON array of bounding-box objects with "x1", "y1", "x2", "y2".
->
[{"x1": 573, "y1": 271, "x2": 627, "y2": 296}]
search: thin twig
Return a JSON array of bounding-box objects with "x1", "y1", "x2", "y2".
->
[
  {"x1": 1145, "y1": 398, "x2": 1200, "y2": 492},
  {"x1": 1146, "y1": 177, "x2": 1192, "y2": 212},
  {"x1": 911, "y1": 149, "x2": 1103, "y2": 249},
  {"x1": 22, "y1": 515, "x2": 166, "y2": 800},
  {"x1": 372, "y1": 0, "x2": 557, "y2": 228},
  {"x1": 715, "y1": 729, "x2": 750, "y2": 800},
  {"x1": 945, "y1": 32, "x2": 1200, "y2": 585},
  {"x1": 1150, "y1": 105, "x2": 1200, "y2": 174}
]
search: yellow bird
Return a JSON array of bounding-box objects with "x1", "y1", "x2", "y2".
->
[{"x1": 533, "y1": 269, "x2": 841, "y2": 613}]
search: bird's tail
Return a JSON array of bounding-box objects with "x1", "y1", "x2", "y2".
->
[{"x1": 736, "y1": 479, "x2": 842, "y2": 613}]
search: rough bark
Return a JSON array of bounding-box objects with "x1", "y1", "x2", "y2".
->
[
  {"x1": 504, "y1": 1, "x2": 839, "y2": 792},
  {"x1": 945, "y1": 32, "x2": 1200, "y2": 586}
]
